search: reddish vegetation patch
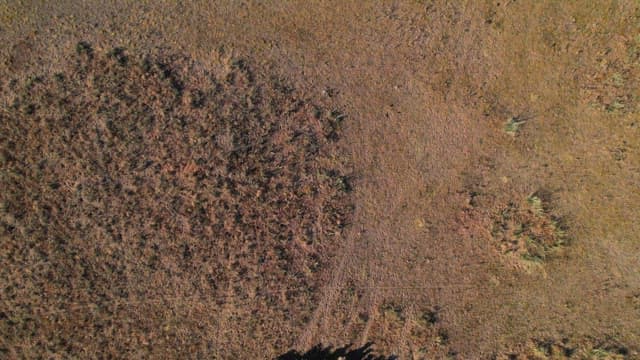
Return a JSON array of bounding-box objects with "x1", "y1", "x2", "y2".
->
[
  {"x1": 0, "y1": 45, "x2": 352, "y2": 357},
  {"x1": 491, "y1": 193, "x2": 567, "y2": 266}
]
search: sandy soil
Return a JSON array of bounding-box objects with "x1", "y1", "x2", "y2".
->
[{"x1": 1, "y1": 1, "x2": 639, "y2": 359}]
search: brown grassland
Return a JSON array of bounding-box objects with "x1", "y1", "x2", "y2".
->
[{"x1": 1, "y1": 1, "x2": 639, "y2": 359}]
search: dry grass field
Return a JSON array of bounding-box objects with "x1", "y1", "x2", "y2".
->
[{"x1": 1, "y1": 1, "x2": 639, "y2": 359}]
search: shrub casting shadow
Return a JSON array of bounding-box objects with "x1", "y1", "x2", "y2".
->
[{"x1": 277, "y1": 342, "x2": 396, "y2": 360}]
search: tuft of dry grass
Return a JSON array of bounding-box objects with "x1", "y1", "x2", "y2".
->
[{"x1": 491, "y1": 192, "x2": 567, "y2": 267}]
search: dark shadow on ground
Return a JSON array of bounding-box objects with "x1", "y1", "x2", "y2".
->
[{"x1": 277, "y1": 342, "x2": 397, "y2": 360}]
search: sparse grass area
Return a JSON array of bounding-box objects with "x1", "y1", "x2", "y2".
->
[
  {"x1": 380, "y1": 302, "x2": 405, "y2": 323},
  {"x1": 277, "y1": 342, "x2": 395, "y2": 360},
  {"x1": 371, "y1": 304, "x2": 456, "y2": 359},
  {"x1": 582, "y1": 30, "x2": 640, "y2": 115},
  {"x1": 512, "y1": 338, "x2": 631, "y2": 360}
]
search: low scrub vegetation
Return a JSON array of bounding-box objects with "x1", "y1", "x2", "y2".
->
[{"x1": 0, "y1": 44, "x2": 353, "y2": 357}]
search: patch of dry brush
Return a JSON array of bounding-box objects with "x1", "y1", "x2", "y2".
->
[{"x1": 0, "y1": 44, "x2": 352, "y2": 357}]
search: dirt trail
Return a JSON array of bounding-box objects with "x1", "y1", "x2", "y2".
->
[{"x1": 294, "y1": 221, "x2": 360, "y2": 349}]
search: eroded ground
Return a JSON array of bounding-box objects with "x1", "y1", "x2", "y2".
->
[{"x1": 1, "y1": 1, "x2": 639, "y2": 359}]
